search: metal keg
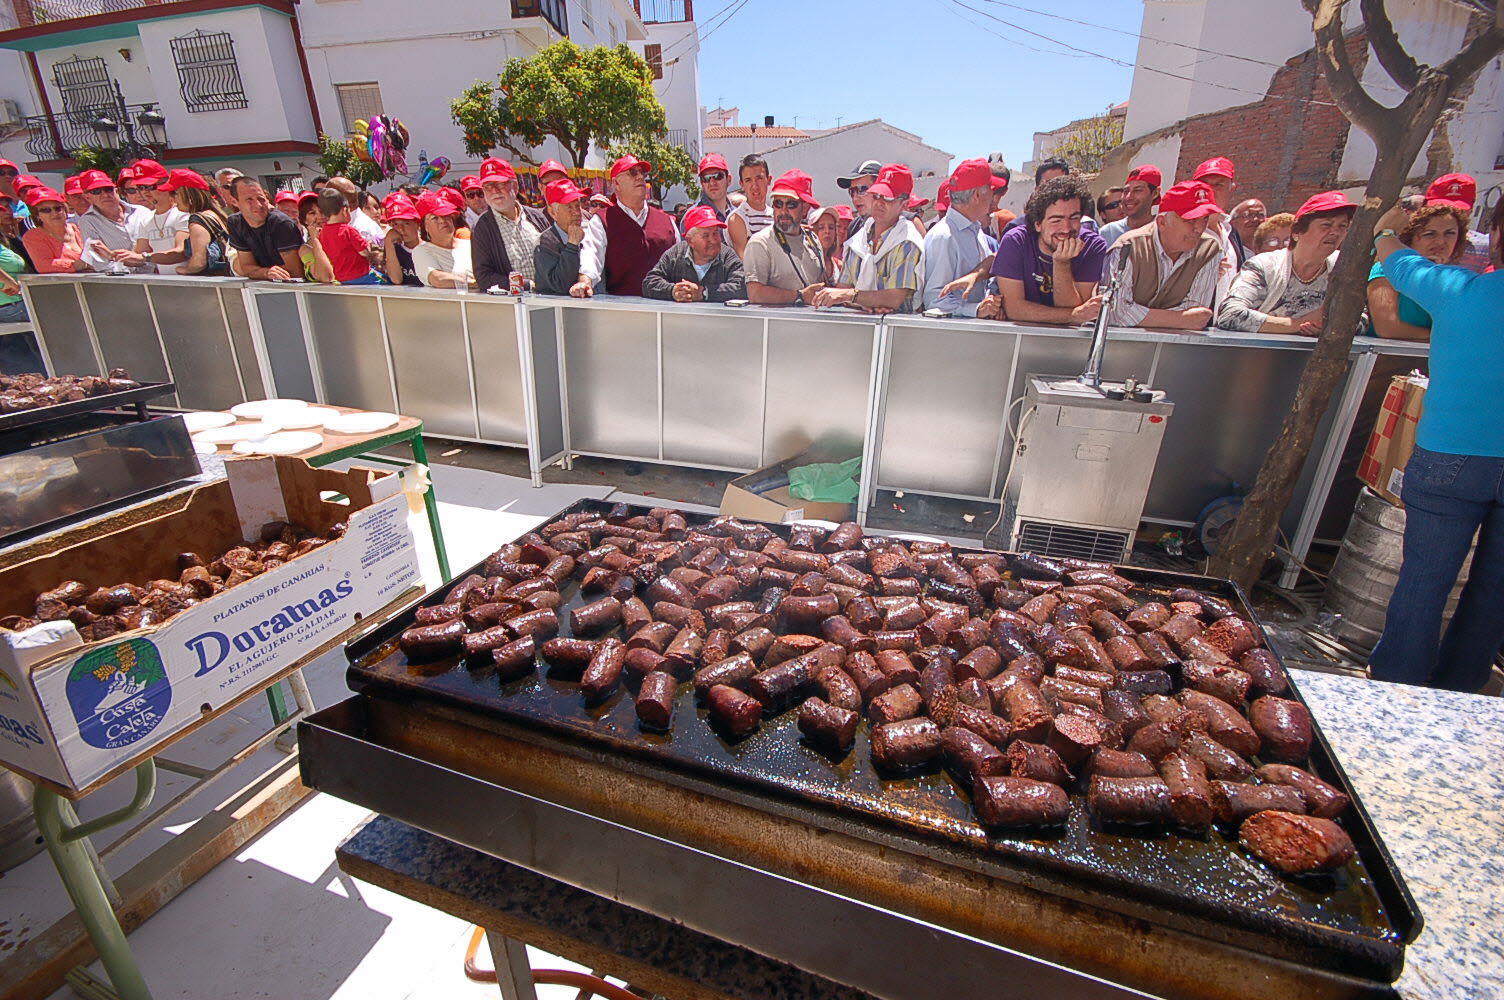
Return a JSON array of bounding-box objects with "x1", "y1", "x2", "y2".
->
[
  {"x1": 1325, "y1": 487, "x2": 1473, "y2": 652},
  {"x1": 0, "y1": 767, "x2": 42, "y2": 872}
]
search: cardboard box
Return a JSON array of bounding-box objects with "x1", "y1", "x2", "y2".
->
[
  {"x1": 1357, "y1": 374, "x2": 1426, "y2": 506},
  {"x1": 721, "y1": 446, "x2": 860, "y2": 524},
  {"x1": 0, "y1": 456, "x2": 421, "y2": 794}
]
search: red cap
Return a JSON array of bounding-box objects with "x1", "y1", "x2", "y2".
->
[
  {"x1": 935, "y1": 180, "x2": 951, "y2": 214},
  {"x1": 681, "y1": 204, "x2": 727, "y2": 231},
  {"x1": 609, "y1": 154, "x2": 652, "y2": 180},
  {"x1": 835, "y1": 204, "x2": 854, "y2": 222},
  {"x1": 697, "y1": 152, "x2": 729, "y2": 177},
  {"x1": 1126, "y1": 164, "x2": 1162, "y2": 188},
  {"x1": 769, "y1": 169, "x2": 819, "y2": 208},
  {"x1": 14, "y1": 174, "x2": 42, "y2": 194},
  {"x1": 544, "y1": 178, "x2": 585, "y2": 206},
  {"x1": 1425, "y1": 172, "x2": 1475, "y2": 210},
  {"x1": 589, "y1": 193, "x2": 613, "y2": 208},
  {"x1": 867, "y1": 163, "x2": 913, "y2": 200},
  {"x1": 460, "y1": 174, "x2": 482, "y2": 192},
  {"x1": 0, "y1": 159, "x2": 15, "y2": 172},
  {"x1": 297, "y1": 190, "x2": 319, "y2": 206},
  {"x1": 538, "y1": 159, "x2": 569, "y2": 181},
  {"x1": 160, "y1": 169, "x2": 209, "y2": 193},
  {"x1": 24, "y1": 186, "x2": 63, "y2": 207},
  {"x1": 1158, "y1": 180, "x2": 1222, "y2": 220},
  {"x1": 78, "y1": 169, "x2": 114, "y2": 192},
  {"x1": 947, "y1": 158, "x2": 993, "y2": 193},
  {"x1": 415, "y1": 191, "x2": 461, "y2": 218},
  {"x1": 479, "y1": 157, "x2": 516, "y2": 182},
  {"x1": 438, "y1": 187, "x2": 466, "y2": 214},
  {"x1": 116, "y1": 166, "x2": 136, "y2": 184},
  {"x1": 1294, "y1": 190, "x2": 1357, "y2": 220},
  {"x1": 383, "y1": 192, "x2": 420, "y2": 221},
  {"x1": 64, "y1": 176, "x2": 83, "y2": 196},
  {"x1": 906, "y1": 195, "x2": 930, "y2": 210},
  {"x1": 130, "y1": 158, "x2": 168, "y2": 185},
  {"x1": 1192, "y1": 156, "x2": 1236, "y2": 181},
  {"x1": 274, "y1": 188, "x2": 297, "y2": 204}
]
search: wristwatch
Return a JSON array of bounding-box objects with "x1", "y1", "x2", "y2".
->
[{"x1": 1374, "y1": 229, "x2": 1397, "y2": 242}]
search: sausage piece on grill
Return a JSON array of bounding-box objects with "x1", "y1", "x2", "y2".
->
[
  {"x1": 400, "y1": 619, "x2": 466, "y2": 661},
  {"x1": 1088, "y1": 748, "x2": 1158, "y2": 778},
  {"x1": 870, "y1": 718, "x2": 943, "y2": 771},
  {"x1": 706, "y1": 684, "x2": 762, "y2": 737},
  {"x1": 1006, "y1": 741, "x2": 1072, "y2": 786},
  {"x1": 580, "y1": 638, "x2": 627, "y2": 702},
  {"x1": 1159, "y1": 752, "x2": 1213, "y2": 830},
  {"x1": 798, "y1": 697, "x2": 859, "y2": 753},
  {"x1": 1248, "y1": 696, "x2": 1313, "y2": 763},
  {"x1": 942, "y1": 726, "x2": 1009, "y2": 783},
  {"x1": 1210, "y1": 781, "x2": 1307, "y2": 824},
  {"x1": 1088, "y1": 776, "x2": 1172, "y2": 825},
  {"x1": 972, "y1": 776, "x2": 1071, "y2": 828},
  {"x1": 1255, "y1": 764, "x2": 1350, "y2": 819},
  {"x1": 1239, "y1": 811, "x2": 1356, "y2": 875},
  {"x1": 635, "y1": 671, "x2": 678, "y2": 730}
]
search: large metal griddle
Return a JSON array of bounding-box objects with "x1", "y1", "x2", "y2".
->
[
  {"x1": 332, "y1": 499, "x2": 1421, "y2": 993},
  {"x1": 0, "y1": 379, "x2": 174, "y2": 436}
]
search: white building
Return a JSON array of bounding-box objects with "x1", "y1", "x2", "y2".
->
[
  {"x1": 701, "y1": 116, "x2": 953, "y2": 211},
  {"x1": 0, "y1": 0, "x2": 702, "y2": 194},
  {"x1": 1109, "y1": 0, "x2": 1504, "y2": 221}
]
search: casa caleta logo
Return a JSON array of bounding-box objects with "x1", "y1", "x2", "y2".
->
[{"x1": 65, "y1": 638, "x2": 172, "y2": 750}]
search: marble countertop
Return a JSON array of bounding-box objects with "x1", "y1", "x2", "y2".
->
[{"x1": 1293, "y1": 669, "x2": 1502, "y2": 1000}]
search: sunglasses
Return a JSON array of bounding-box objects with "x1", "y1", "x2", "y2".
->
[
  {"x1": 1100, "y1": 201, "x2": 1121, "y2": 211},
  {"x1": 33, "y1": 204, "x2": 64, "y2": 214},
  {"x1": 771, "y1": 198, "x2": 803, "y2": 211},
  {"x1": 848, "y1": 184, "x2": 872, "y2": 196},
  {"x1": 0, "y1": 169, "x2": 17, "y2": 178},
  {"x1": 700, "y1": 171, "x2": 728, "y2": 182}
]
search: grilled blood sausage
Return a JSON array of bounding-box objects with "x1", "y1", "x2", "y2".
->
[
  {"x1": 1088, "y1": 776, "x2": 1172, "y2": 825},
  {"x1": 1007, "y1": 741, "x2": 1072, "y2": 786},
  {"x1": 635, "y1": 671, "x2": 678, "y2": 729},
  {"x1": 1254, "y1": 765, "x2": 1350, "y2": 819},
  {"x1": 492, "y1": 637, "x2": 537, "y2": 681},
  {"x1": 570, "y1": 596, "x2": 623, "y2": 635},
  {"x1": 798, "y1": 697, "x2": 859, "y2": 753},
  {"x1": 1210, "y1": 781, "x2": 1307, "y2": 824},
  {"x1": 870, "y1": 718, "x2": 943, "y2": 770},
  {"x1": 941, "y1": 726, "x2": 1009, "y2": 782},
  {"x1": 1238, "y1": 811, "x2": 1356, "y2": 875},
  {"x1": 1088, "y1": 748, "x2": 1158, "y2": 778},
  {"x1": 706, "y1": 684, "x2": 762, "y2": 737},
  {"x1": 1248, "y1": 696, "x2": 1313, "y2": 763},
  {"x1": 399, "y1": 620, "x2": 466, "y2": 661},
  {"x1": 1159, "y1": 753, "x2": 1213, "y2": 830},
  {"x1": 1240, "y1": 648, "x2": 1290, "y2": 696},
  {"x1": 972, "y1": 776, "x2": 1070, "y2": 827},
  {"x1": 580, "y1": 638, "x2": 627, "y2": 702}
]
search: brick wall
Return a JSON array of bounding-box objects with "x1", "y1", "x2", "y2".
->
[{"x1": 1176, "y1": 33, "x2": 1369, "y2": 214}]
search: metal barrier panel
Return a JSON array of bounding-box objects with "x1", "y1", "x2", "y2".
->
[
  {"x1": 465, "y1": 298, "x2": 528, "y2": 446},
  {"x1": 303, "y1": 291, "x2": 396, "y2": 414},
  {"x1": 560, "y1": 302, "x2": 659, "y2": 459},
  {"x1": 526, "y1": 305, "x2": 566, "y2": 464},
  {"x1": 382, "y1": 294, "x2": 477, "y2": 439},
  {"x1": 250, "y1": 288, "x2": 318, "y2": 400},
  {"x1": 763, "y1": 315, "x2": 875, "y2": 467},
  {"x1": 27, "y1": 281, "x2": 95, "y2": 375},
  {"x1": 148, "y1": 282, "x2": 245, "y2": 410},
  {"x1": 219, "y1": 287, "x2": 266, "y2": 400},
  {"x1": 660, "y1": 309, "x2": 763, "y2": 469},
  {"x1": 79, "y1": 282, "x2": 171, "y2": 391}
]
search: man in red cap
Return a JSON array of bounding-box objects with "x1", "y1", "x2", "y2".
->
[
  {"x1": 1106, "y1": 179, "x2": 1223, "y2": 329},
  {"x1": 0, "y1": 159, "x2": 19, "y2": 204},
  {"x1": 535, "y1": 178, "x2": 589, "y2": 295},
  {"x1": 576, "y1": 154, "x2": 678, "y2": 297},
  {"x1": 1426, "y1": 172, "x2": 1489, "y2": 273},
  {"x1": 75, "y1": 167, "x2": 151, "y2": 271},
  {"x1": 460, "y1": 175, "x2": 485, "y2": 229},
  {"x1": 537, "y1": 160, "x2": 569, "y2": 186},
  {"x1": 1099, "y1": 164, "x2": 1162, "y2": 248},
  {"x1": 274, "y1": 189, "x2": 299, "y2": 221},
  {"x1": 744, "y1": 169, "x2": 826, "y2": 306},
  {"x1": 471, "y1": 156, "x2": 550, "y2": 292},
  {"x1": 1217, "y1": 191, "x2": 1353, "y2": 334},
  {"x1": 63, "y1": 176, "x2": 90, "y2": 218},
  {"x1": 643, "y1": 205, "x2": 745, "y2": 302},
  {"x1": 124, "y1": 162, "x2": 189, "y2": 274},
  {"x1": 693, "y1": 153, "x2": 733, "y2": 222},
  {"x1": 921, "y1": 158, "x2": 1000, "y2": 316},
  {"x1": 815, "y1": 163, "x2": 925, "y2": 313}
]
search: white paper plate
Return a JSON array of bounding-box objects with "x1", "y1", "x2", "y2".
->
[
  {"x1": 324, "y1": 411, "x2": 399, "y2": 435},
  {"x1": 181, "y1": 410, "x2": 236, "y2": 433},
  {"x1": 231, "y1": 430, "x2": 324, "y2": 456},
  {"x1": 193, "y1": 422, "x2": 279, "y2": 444},
  {"x1": 274, "y1": 406, "x2": 341, "y2": 429},
  {"x1": 230, "y1": 398, "x2": 310, "y2": 420},
  {"x1": 192, "y1": 438, "x2": 220, "y2": 455}
]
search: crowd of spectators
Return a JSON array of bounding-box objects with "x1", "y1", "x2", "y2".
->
[{"x1": 0, "y1": 151, "x2": 1497, "y2": 345}]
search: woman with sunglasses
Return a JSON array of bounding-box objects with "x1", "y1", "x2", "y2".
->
[{"x1": 21, "y1": 187, "x2": 90, "y2": 273}]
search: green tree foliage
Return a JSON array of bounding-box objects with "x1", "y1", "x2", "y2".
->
[
  {"x1": 317, "y1": 132, "x2": 381, "y2": 188},
  {"x1": 71, "y1": 145, "x2": 123, "y2": 177},
  {"x1": 1053, "y1": 108, "x2": 1126, "y2": 175},
  {"x1": 451, "y1": 40, "x2": 668, "y2": 168},
  {"x1": 604, "y1": 134, "x2": 699, "y2": 202}
]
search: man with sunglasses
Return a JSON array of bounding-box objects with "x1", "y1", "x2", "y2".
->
[
  {"x1": 744, "y1": 170, "x2": 826, "y2": 306},
  {"x1": 574, "y1": 154, "x2": 678, "y2": 298},
  {"x1": 460, "y1": 176, "x2": 485, "y2": 229},
  {"x1": 815, "y1": 163, "x2": 925, "y2": 314},
  {"x1": 694, "y1": 153, "x2": 733, "y2": 222},
  {"x1": 75, "y1": 168, "x2": 151, "y2": 272},
  {"x1": 1097, "y1": 187, "x2": 1126, "y2": 225},
  {"x1": 837, "y1": 159, "x2": 881, "y2": 240}
]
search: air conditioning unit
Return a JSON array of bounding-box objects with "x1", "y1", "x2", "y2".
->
[{"x1": 0, "y1": 100, "x2": 22, "y2": 127}]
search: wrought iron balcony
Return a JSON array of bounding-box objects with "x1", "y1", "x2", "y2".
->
[
  {"x1": 9, "y1": 0, "x2": 182, "y2": 28},
  {"x1": 24, "y1": 102, "x2": 168, "y2": 161},
  {"x1": 510, "y1": 0, "x2": 567, "y2": 36}
]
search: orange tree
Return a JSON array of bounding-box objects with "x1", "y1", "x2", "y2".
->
[{"x1": 450, "y1": 39, "x2": 667, "y2": 168}]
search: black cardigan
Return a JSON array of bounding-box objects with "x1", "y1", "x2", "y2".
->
[{"x1": 471, "y1": 204, "x2": 551, "y2": 292}]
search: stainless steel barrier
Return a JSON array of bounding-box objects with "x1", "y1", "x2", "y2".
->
[{"x1": 23, "y1": 272, "x2": 1431, "y2": 582}]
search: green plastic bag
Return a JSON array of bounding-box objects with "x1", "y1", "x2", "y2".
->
[{"x1": 787, "y1": 458, "x2": 862, "y2": 504}]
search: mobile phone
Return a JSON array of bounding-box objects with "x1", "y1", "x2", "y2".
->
[{"x1": 723, "y1": 299, "x2": 748, "y2": 308}]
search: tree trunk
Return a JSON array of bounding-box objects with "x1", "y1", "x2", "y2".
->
[{"x1": 1207, "y1": 81, "x2": 1450, "y2": 590}]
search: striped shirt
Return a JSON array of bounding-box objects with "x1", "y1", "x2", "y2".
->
[
  {"x1": 730, "y1": 199, "x2": 772, "y2": 238},
  {"x1": 493, "y1": 207, "x2": 541, "y2": 282}
]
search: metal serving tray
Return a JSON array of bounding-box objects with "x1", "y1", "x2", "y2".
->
[
  {"x1": 340, "y1": 499, "x2": 1420, "y2": 985},
  {"x1": 0, "y1": 380, "x2": 175, "y2": 435}
]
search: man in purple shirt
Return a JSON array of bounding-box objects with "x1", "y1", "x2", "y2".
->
[{"x1": 982, "y1": 173, "x2": 1106, "y2": 324}]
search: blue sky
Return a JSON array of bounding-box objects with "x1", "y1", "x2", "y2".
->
[{"x1": 695, "y1": 0, "x2": 1144, "y2": 172}]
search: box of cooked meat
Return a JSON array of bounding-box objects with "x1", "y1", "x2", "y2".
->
[{"x1": 0, "y1": 456, "x2": 422, "y2": 794}]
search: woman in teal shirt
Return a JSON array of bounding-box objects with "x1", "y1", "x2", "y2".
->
[
  {"x1": 1364, "y1": 203, "x2": 1467, "y2": 340},
  {"x1": 1368, "y1": 201, "x2": 1504, "y2": 692},
  {"x1": 0, "y1": 241, "x2": 27, "y2": 322}
]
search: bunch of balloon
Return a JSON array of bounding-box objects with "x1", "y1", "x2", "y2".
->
[{"x1": 347, "y1": 115, "x2": 411, "y2": 181}]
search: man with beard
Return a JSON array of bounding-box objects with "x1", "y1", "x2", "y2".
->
[
  {"x1": 983, "y1": 173, "x2": 1105, "y2": 324},
  {"x1": 471, "y1": 156, "x2": 549, "y2": 292},
  {"x1": 815, "y1": 163, "x2": 925, "y2": 314},
  {"x1": 744, "y1": 169, "x2": 826, "y2": 306}
]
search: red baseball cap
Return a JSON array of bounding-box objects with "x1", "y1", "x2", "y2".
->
[
  {"x1": 130, "y1": 158, "x2": 168, "y2": 185},
  {"x1": 116, "y1": 166, "x2": 136, "y2": 185},
  {"x1": 460, "y1": 174, "x2": 482, "y2": 192},
  {"x1": 1294, "y1": 190, "x2": 1357, "y2": 220},
  {"x1": 479, "y1": 157, "x2": 516, "y2": 182},
  {"x1": 1192, "y1": 156, "x2": 1236, "y2": 181},
  {"x1": 543, "y1": 178, "x2": 585, "y2": 206},
  {"x1": 77, "y1": 169, "x2": 114, "y2": 192},
  {"x1": 609, "y1": 154, "x2": 652, "y2": 180},
  {"x1": 15, "y1": 174, "x2": 42, "y2": 194},
  {"x1": 589, "y1": 193, "x2": 613, "y2": 208},
  {"x1": 0, "y1": 159, "x2": 16, "y2": 172},
  {"x1": 1425, "y1": 172, "x2": 1475, "y2": 210},
  {"x1": 1126, "y1": 164, "x2": 1162, "y2": 188},
  {"x1": 415, "y1": 191, "x2": 461, "y2": 218},
  {"x1": 935, "y1": 180, "x2": 951, "y2": 214},
  {"x1": 868, "y1": 163, "x2": 914, "y2": 200},
  {"x1": 681, "y1": 204, "x2": 727, "y2": 231},
  {"x1": 697, "y1": 152, "x2": 729, "y2": 177},
  {"x1": 1158, "y1": 180, "x2": 1222, "y2": 220},
  {"x1": 383, "y1": 192, "x2": 420, "y2": 221},
  {"x1": 947, "y1": 158, "x2": 992, "y2": 192},
  {"x1": 835, "y1": 204, "x2": 854, "y2": 222},
  {"x1": 24, "y1": 186, "x2": 63, "y2": 207},
  {"x1": 274, "y1": 188, "x2": 297, "y2": 204},
  {"x1": 906, "y1": 195, "x2": 930, "y2": 211},
  {"x1": 160, "y1": 169, "x2": 209, "y2": 192},
  {"x1": 437, "y1": 186, "x2": 466, "y2": 215},
  {"x1": 538, "y1": 159, "x2": 569, "y2": 182},
  {"x1": 769, "y1": 169, "x2": 819, "y2": 208},
  {"x1": 63, "y1": 176, "x2": 83, "y2": 196},
  {"x1": 298, "y1": 190, "x2": 319, "y2": 207}
]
